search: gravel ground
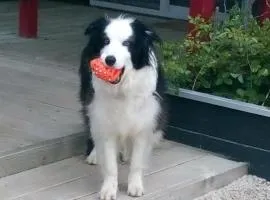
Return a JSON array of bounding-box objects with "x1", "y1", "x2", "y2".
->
[{"x1": 195, "y1": 175, "x2": 270, "y2": 200}]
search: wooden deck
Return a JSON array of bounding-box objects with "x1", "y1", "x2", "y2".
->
[
  {"x1": 0, "y1": 1, "x2": 247, "y2": 199},
  {"x1": 0, "y1": 0, "x2": 186, "y2": 69},
  {"x1": 0, "y1": 0, "x2": 188, "y2": 178},
  {"x1": 0, "y1": 54, "x2": 87, "y2": 177},
  {"x1": 0, "y1": 141, "x2": 247, "y2": 200}
]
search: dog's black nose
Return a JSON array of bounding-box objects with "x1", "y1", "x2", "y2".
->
[{"x1": 105, "y1": 55, "x2": 116, "y2": 66}]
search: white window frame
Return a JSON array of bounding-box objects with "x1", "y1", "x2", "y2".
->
[{"x1": 89, "y1": 0, "x2": 190, "y2": 20}]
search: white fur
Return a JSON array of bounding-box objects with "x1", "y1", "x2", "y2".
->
[
  {"x1": 100, "y1": 16, "x2": 134, "y2": 70},
  {"x1": 86, "y1": 17, "x2": 162, "y2": 200}
]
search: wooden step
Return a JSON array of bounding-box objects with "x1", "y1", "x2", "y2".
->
[
  {"x1": 0, "y1": 56, "x2": 86, "y2": 179},
  {"x1": 0, "y1": 141, "x2": 247, "y2": 200}
]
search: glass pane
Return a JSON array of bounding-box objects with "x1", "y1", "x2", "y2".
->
[
  {"x1": 170, "y1": 0, "x2": 190, "y2": 7},
  {"x1": 95, "y1": 0, "x2": 160, "y2": 10},
  {"x1": 217, "y1": 0, "x2": 242, "y2": 13}
]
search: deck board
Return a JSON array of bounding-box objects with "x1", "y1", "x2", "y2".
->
[
  {"x1": 0, "y1": 0, "x2": 187, "y2": 172},
  {"x1": 0, "y1": 1, "x2": 248, "y2": 199},
  {"x1": 0, "y1": 141, "x2": 246, "y2": 200},
  {"x1": 0, "y1": 141, "x2": 206, "y2": 199},
  {"x1": 0, "y1": 55, "x2": 82, "y2": 158}
]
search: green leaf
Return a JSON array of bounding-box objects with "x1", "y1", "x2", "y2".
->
[
  {"x1": 202, "y1": 81, "x2": 211, "y2": 88},
  {"x1": 258, "y1": 69, "x2": 269, "y2": 77},
  {"x1": 230, "y1": 73, "x2": 239, "y2": 78},
  {"x1": 250, "y1": 61, "x2": 261, "y2": 73},
  {"x1": 224, "y1": 78, "x2": 233, "y2": 85},
  {"x1": 236, "y1": 89, "x2": 245, "y2": 97},
  {"x1": 215, "y1": 78, "x2": 223, "y2": 86},
  {"x1": 237, "y1": 75, "x2": 244, "y2": 83},
  {"x1": 161, "y1": 7, "x2": 270, "y2": 108}
]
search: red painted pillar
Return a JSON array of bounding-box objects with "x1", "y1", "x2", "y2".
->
[
  {"x1": 259, "y1": 0, "x2": 270, "y2": 23},
  {"x1": 19, "y1": 0, "x2": 38, "y2": 38},
  {"x1": 188, "y1": 0, "x2": 216, "y2": 37}
]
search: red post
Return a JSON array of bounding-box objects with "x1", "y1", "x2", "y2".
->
[
  {"x1": 259, "y1": 0, "x2": 270, "y2": 23},
  {"x1": 188, "y1": 0, "x2": 216, "y2": 37},
  {"x1": 19, "y1": 0, "x2": 38, "y2": 38}
]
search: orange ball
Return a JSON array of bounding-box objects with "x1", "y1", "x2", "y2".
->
[{"x1": 89, "y1": 58, "x2": 123, "y2": 84}]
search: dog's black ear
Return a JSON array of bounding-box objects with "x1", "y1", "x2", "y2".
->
[
  {"x1": 132, "y1": 19, "x2": 162, "y2": 44},
  {"x1": 145, "y1": 29, "x2": 162, "y2": 44},
  {"x1": 84, "y1": 17, "x2": 108, "y2": 36}
]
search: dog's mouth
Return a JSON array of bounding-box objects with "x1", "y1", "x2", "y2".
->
[
  {"x1": 110, "y1": 67, "x2": 125, "y2": 84},
  {"x1": 89, "y1": 58, "x2": 125, "y2": 85}
]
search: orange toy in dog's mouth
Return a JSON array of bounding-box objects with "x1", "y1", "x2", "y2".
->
[{"x1": 89, "y1": 58, "x2": 124, "y2": 84}]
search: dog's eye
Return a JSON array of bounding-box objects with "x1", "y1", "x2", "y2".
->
[
  {"x1": 122, "y1": 40, "x2": 130, "y2": 46},
  {"x1": 104, "y1": 37, "x2": 110, "y2": 45}
]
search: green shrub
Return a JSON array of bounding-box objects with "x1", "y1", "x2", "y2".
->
[{"x1": 161, "y1": 6, "x2": 270, "y2": 107}]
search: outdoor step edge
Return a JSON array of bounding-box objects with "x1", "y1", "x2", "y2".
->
[
  {"x1": 0, "y1": 132, "x2": 88, "y2": 179},
  {"x1": 148, "y1": 162, "x2": 248, "y2": 200}
]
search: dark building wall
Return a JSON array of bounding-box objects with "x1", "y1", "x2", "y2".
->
[{"x1": 49, "y1": 0, "x2": 89, "y2": 6}]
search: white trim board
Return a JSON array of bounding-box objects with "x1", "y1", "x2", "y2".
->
[{"x1": 178, "y1": 88, "x2": 270, "y2": 118}]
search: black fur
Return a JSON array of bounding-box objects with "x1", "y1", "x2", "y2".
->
[
  {"x1": 128, "y1": 17, "x2": 168, "y2": 132},
  {"x1": 79, "y1": 16, "x2": 167, "y2": 156},
  {"x1": 129, "y1": 19, "x2": 162, "y2": 69},
  {"x1": 79, "y1": 17, "x2": 109, "y2": 155}
]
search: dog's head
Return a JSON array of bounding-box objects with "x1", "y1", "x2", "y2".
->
[{"x1": 84, "y1": 15, "x2": 161, "y2": 83}]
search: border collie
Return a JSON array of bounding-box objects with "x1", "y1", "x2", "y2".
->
[{"x1": 79, "y1": 14, "x2": 167, "y2": 200}]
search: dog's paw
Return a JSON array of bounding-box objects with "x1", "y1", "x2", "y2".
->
[
  {"x1": 86, "y1": 149, "x2": 97, "y2": 165},
  {"x1": 127, "y1": 176, "x2": 144, "y2": 197},
  {"x1": 100, "y1": 178, "x2": 118, "y2": 200}
]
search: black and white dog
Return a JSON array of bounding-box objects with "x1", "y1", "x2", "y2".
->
[{"x1": 79, "y1": 14, "x2": 167, "y2": 200}]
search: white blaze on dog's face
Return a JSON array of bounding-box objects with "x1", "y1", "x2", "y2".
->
[
  {"x1": 84, "y1": 15, "x2": 161, "y2": 85},
  {"x1": 100, "y1": 17, "x2": 134, "y2": 70}
]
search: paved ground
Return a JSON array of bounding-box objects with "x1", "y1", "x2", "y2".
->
[{"x1": 195, "y1": 175, "x2": 270, "y2": 200}]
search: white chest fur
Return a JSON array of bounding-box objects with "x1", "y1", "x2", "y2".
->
[
  {"x1": 90, "y1": 94, "x2": 159, "y2": 137},
  {"x1": 89, "y1": 66, "x2": 160, "y2": 138}
]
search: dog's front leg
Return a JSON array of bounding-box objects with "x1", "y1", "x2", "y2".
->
[
  {"x1": 128, "y1": 135, "x2": 149, "y2": 197},
  {"x1": 99, "y1": 137, "x2": 118, "y2": 200}
]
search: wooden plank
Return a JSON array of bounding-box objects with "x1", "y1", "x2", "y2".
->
[
  {"x1": 76, "y1": 156, "x2": 246, "y2": 200},
  {"x1": 0, "y1": 133, "x2": 87, "y2": 179},
  {"x1": 0, "y1": 56, "x2": 78, "y2": 83},
  {"x1": 0, "y1": 83, "x2": 80, "y2": 113},
  {"x1": 0, "y1": 1, "x2": 69, "y2": 14},
  {"x1": 0, "y1": 115, "x2": 42, "y2": 154},
  {"x1": 0, "y1": 2, "x2": 181, "y2": 45},
  {"x1": 15, "y1": 154, "x2": 246, "y2": 200},
  {"x1": 0, "y1": 64, "x2": 78, "y2": 94},
  {"x1": 0, "y1": 92, "x2": 81, "y2": 130},
  {"x1": 0, "y1": 90, "x2": 79, "y2": 118},
  {"x1": 0, "y1": 69, "x2": 80, "y2": 111},
  {"x1": 0, "y1": 141, "x2": 207, "y2": 199},
  {"x1": 0, "y1": 55, "x2": 83, "y2": 162},
  {"x1": 0, "y1": 80, "x2": 83, "y2": 158}
]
